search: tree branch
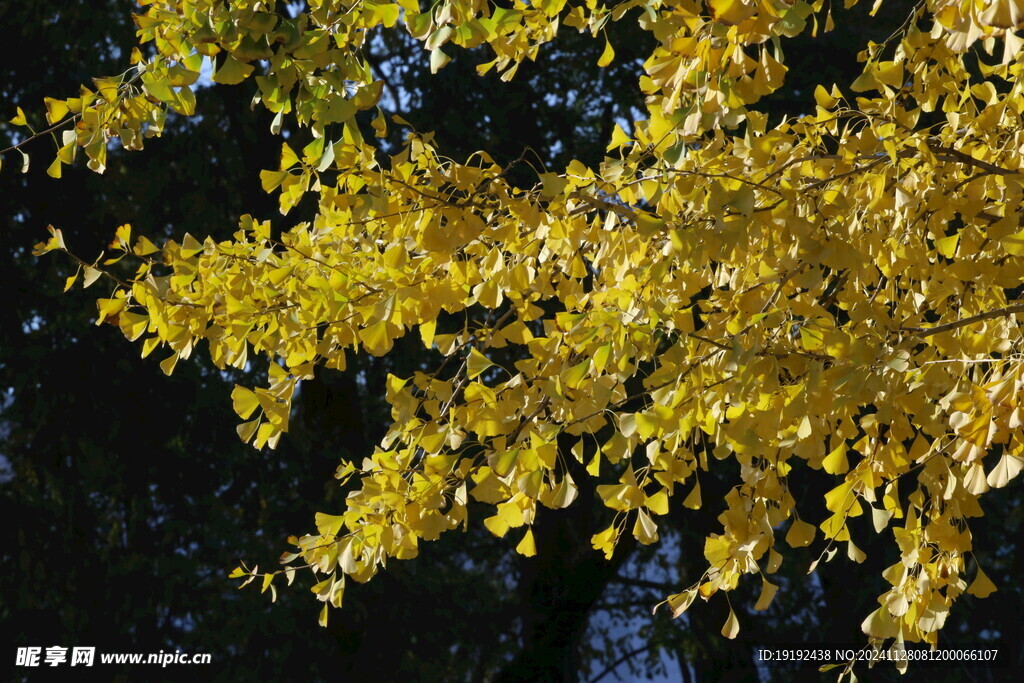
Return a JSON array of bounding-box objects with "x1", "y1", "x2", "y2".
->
[
  {"x1": 903, "y1": 302, "x2": 1024, "y2": 338},
  {"x1": 927, "y1": 141, "x2": 1021, "y2": 177},
  {"x1": 0, "y1": 114, "x2": 81, "y2": 156},
  {"x1": 588, "y1": 643, "x2": 662, "y2": 683},
  {"x1": 572, "y1": 193, "x2": 639, "y2": 222},
  {"x1": 607, "y1": 574, "x2": 676, "y2": 592}
]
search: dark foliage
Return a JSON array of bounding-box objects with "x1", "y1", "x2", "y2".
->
[{"x1": 1, "y1": 2, "x2": 1020, "y2": 682}]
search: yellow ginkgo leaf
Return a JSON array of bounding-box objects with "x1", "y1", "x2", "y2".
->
[
  {"x1": 861, "y1": 606, "x2": 899, "y2": 639},
  {"x1": 967, "y1": 567, "x2": 997, "y2": 598},
  {"x1": 754, "y1": 578, "x2": 778, "y2": 611},
  {"x1": 467, "y1": 348, "x2": 494, "y2": 379},
  {"x1": 721, "y1": 606, "x2": 740, "y2": 639},
  {"x1": 597, "y1": 35, "x2": 615, "y2": 68},
  {"x1": 515, "y1": 528, "x2": 537, "y2": 557},
  {"x1": 359, "y1": 320, "x2": 393, "y2": 356},
  {"x1": 785, "y1": 519, "x2": 816, "y2": 548},
  {"x1": 231, "y1": 385, "x2": 261, "y2": 419}
]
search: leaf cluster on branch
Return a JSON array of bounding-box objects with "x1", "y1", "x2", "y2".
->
[{"x1": 10, "y1": 0, "x2": 1024, "y2": 674}]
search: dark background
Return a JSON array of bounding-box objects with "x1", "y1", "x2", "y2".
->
[{"x1": 1, "y1": 1, "x2": 1020, "y2": 681}]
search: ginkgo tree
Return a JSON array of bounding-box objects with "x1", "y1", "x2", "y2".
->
[{"x1": 8, "y1": 0, "x2": 1024, "y2": 673}]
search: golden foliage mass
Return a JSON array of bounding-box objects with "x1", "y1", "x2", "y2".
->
[{"x1": 15, "y1": 0, "x2": 1024, "y2": 663}]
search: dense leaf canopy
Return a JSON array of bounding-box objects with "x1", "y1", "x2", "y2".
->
[{"x1": 8, "y1": 0, "x2": 1024, "y2": 677}]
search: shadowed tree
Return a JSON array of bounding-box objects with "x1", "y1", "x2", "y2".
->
[{"x1": 5, "y1": 2, "x2": 1024, "y2": 682}]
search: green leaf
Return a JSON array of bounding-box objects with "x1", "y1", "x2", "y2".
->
[
  {"x1": 213, "y1": 54, "x2": 255, "y2": 85},
  {"x1": 663, "y1": 140, "x2": 687, "y2": 166},
  {"x1": 635, "y1": 212, "x2": 665, "y2": 237},
  {"x1": 429, "y1": 48, "x2": 450, "y2": 74},
  {"x1": 318, "y1": 95, "x2": 355, "y2": 124}
]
